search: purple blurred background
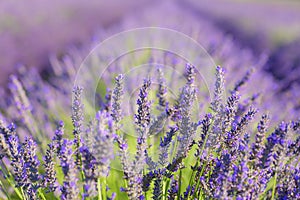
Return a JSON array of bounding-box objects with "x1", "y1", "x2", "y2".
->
[
  {"x1": 0, "y1": 0, "x2": 152, "y2": 84},
  {"x1": 0, "y1": 0, "x2": 300, "y2": 87}
]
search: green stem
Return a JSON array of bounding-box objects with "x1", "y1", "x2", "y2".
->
[
  {"x1": 98, "y1": 178, "x2": 102, "y2": 200},
  {"x1": 271, "y1": 172, "x2": 277, "y2": 200},
  {"x1": 177, "y1": 170, "x2": 182, "y2": 199},
  {"x1": 187, "y1": 130, "x2": 210, "y2": 198},
  {"x1": 101, "y1": 177, "x2": 107, "y2": 200},
  {"x1": 162, "y1": 178, "x2": 166, "y2": 200},
  {"x1": 38, "y1": 188, "x2": 46, "y2": 200},
  {"x1": 193, "y1": 161, "x2": 208, "y2": 200},
  {"x1": 0, "y1": 179, "x2": 12, "y2": 200},
  {"x1": 164, "y1": 178, "x2": 171, "y2": 200},
  {"x1": 0, "y1": 160, "x2": 23, "y2": 199},
  {"x1": 5, "y1": 175, "x2": 23, "y2": 199},
  {"x1": 20, "y1": 187, "x2": 26, "y2": 200}
]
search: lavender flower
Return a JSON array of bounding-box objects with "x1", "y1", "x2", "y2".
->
[
  {"x1": 53, "y1": 121, "x2": 64, "y2": 157},
  {"x1": 225, "y1": 107, "x2": 257, "y2": 150},
  {"x1": 21, "y1": 137, "x2": 40, "y2": 199},
  {"x1": 222, "y1": 92, "x2": 240, "y2": 133},
  {"x1": 8, "y1": 76, "x2": 40, "y2": 141},
  {"x1": 159, "y1": 126, "x2": 178, "y2": 167},
  {"x1": 156, "y1": 67, "x2": 168, "y2": 110},
  {"x1": 168, "y1": 178, "x2": 178, "y2": 200},
  {"x1": 153, "y1": 177, "x2": 162, "y2": 200},
  {"x1": 211, "y1": 66, "x2": 225, "y2": 113},
  {"x1": 103, "y1": 89, "x2": 112, "y2": 112},
  {"x1": 59, "y1": 139, "x2": 79, "y2": 200},
  {"x1": 8, "y1": 133, "x2": 27, "y2": 188},
  {"x1": 119, "y1": 78, "x2": 153, "y2": 200},
  {"x1": 43, "y1": 143, "x2": 57, "y2": 192},
  {"x1": 72, "y1": 86, "x2": 84, "y2": 137},
  {"x1": 83, "y1": 111, "x2": 115, "y2": 177},
  {"x1": 250, "y1": 114, "x2": 270, "y2": 163},
  {"x1": 210, "y1": 66, "x2": 226, "y2": 147},
  {"x1": 260, "y1": 122, "x2": 288, "y2": 170},
  {"x1": 176, "y1": 80, "x2": 197, "y2": 158},
  {"x1": 0, "y1": 121, "x2": 14, "y2": 158},
  {"x1": 231, "y1": 67, "x2": 255, "y2": 94},
  {"x1": 135, "y1": 78, "x2": 151, "y2": 130},
  {"x1": 142, "y1": 171, "x2": 155, "y2": 192},
  {"x1": 111, "y1": 74, "x2": 124, "y2": 130},
  {"x1": 184, "y1": 63, "x2": 196, "y2": 86},
  {"x1": 23, "y1": 137, "x2": 40, "y2": 183},
  {"x1": 117, "y1": 136, "x2": 132, "y2": 181},
  {"x1": 80, "y1": 146, "x2": 97, "y2": 198},
  {"x1": 195, "y1": 113, "x2": 212, "y2": 156},
  {"x1": 208, "y1": 151, "x2": 232, "y2": 198},
  {"x1": 71, "y1": 86, "x2": 84, "y2": 169}
]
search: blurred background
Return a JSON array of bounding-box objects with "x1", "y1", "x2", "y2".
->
[{"x1": 0, "y1": 0, "x2": 299, "y2": 87}]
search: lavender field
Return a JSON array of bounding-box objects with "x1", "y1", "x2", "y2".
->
[{"x1": 0, "y1": 1, "x2": 299, "y2": 199}]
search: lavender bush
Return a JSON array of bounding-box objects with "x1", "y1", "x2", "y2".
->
[
  {"x1": 0, "y1": 62, "x2": 299, "y2": 199},
  {"x1": 0, "y1": 2, "x2": 299, "y2": 200}
]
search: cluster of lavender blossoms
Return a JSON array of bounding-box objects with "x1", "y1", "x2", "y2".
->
[
  {"x1": 0, "y1": 2, "x2": 299, "y2": 200},
  {"x1": 0, "y1": 62, "x2": 299, "y2": 200}
]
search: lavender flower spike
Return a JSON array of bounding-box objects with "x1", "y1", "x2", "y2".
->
[
  {"x1": 135, "y1": 78, "x2": 151, "y2": 130},
  {"x1": 231, "y1": 67, "x2": 255, "y2": 94},
  {"x1": 90, "y1": 111, "x2": 115, "y2": 177},
  {"x1": 71, "y1": 86, "x2": 84, "y2": 167},
  {"x1": 72, "y1": 86, "x2": 84, "y2": 139},
  {"x1": 43, "y1": 143, "x2": 57, "y2": 192},
  {"x1": 23, "y1": 137, "x2": 40, "y2": 183},
  {"x1": 250, "y1": 114, "x2": 270, "y2": 162},
  {"x1": 8, "y1": 75, "x2": 39, "y2": 140},
  {"x1": 0, "y1": 120, "x2": 14, "y2": 158},
  {"x1": 176, "y1": 84, "x2": 197, "y2": 158},
  {"x1": 210, "y1": 66, "x2": 226, "y2": 147},
  {"x1": 111, "y1": 74, "x2": 124, "y2": 130},
  {"x1": 222, "y1": 92, "x2": 240, "y2": 133},
  {"x1": 211, "y1": 66, "x2": 225, "y2": 113},
  {"x1": 185, "y1": 63, "x2": 196, "y2": 86},
  {"x1": 53, "y1": 121, "x2": 64, "y2": 156},
  {"x1": 156, "y1": 67, "x2": 168, "y2": 110},
  {"x1": 126, "y1": 78, "x2": 152, "y2": 200},
  {"x1": 60, "y1": 139, "x2": 79, "y2": 200},
  {"x1": 8, "y1": 133, "x2": 27, "y2": 188}
]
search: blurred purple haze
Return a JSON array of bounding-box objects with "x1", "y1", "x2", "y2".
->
[
  {"x1": 1, "y1": 0, "x2": 300, "y2": 88},
  {"x1": 0, "y1": 0, "x2": 153, "y2": 85}
]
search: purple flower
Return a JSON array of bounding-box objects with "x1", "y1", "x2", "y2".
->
[
  {"x1": 231, "y1": 67, "x2": 255, "y2": 94},
  {"x1": 156, "y1": 67, "x2": 168, "y2": 110},
  {"x1": 111, "y1": 74, "x2": 124, "y2": 129},
  {"x1": 8, "y1": 133, "x2": 27, "y2": 188},
  {"x1": 184, "y1": 63, "x2": 196, "y2": 86},
  {"x1": 80, "y1": 146, "x2": 97, "y2": 198},
  {"x1": 168, "y1": 178, "x2": 178, "y2": 200},
  {"x1": 250, "y1": 114, "x2": 270, "y2": 163},
  {"x1": 43, "y1": 143, "x2": 57, "y2": 192},
  {"x1": 152, "y1": 177, "x2": 162, "y2": 200},
  {"x1": 211, "y1": 66, "x2": 225, "y2": 113},
  {"x1": 71, "y1": 86, "x2": 84, "y2": 167},
  {"x1": 83, "y1": 110, "x2": 115, "y2": 177},
  {"x1": 53, "y1": 121, "x2": 64, "y2": 156},
  {"x1": 176, "y1": 80, "x2": 197, "y2": 158},
  {"x1": 59, "y1": 139, "x2": 79, "y2": 200},
  {"x1": 135, "y1": 78, "x2": 151, "y2": 129},
  {"x1": 196, "y1": 114, "x2": 212, "y2": 156},
  {"x1": 23, "y1": 137, "x2": 40, "y2": 183}
]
